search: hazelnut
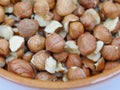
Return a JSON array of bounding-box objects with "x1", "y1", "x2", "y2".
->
[
  {"x1": 11, "y1": 0, "x2": 21, "y2": 4},
  {"x1": 31, "y1": 50, "x2": 50, "y2": 71},
  {"x1": 69, "y1": 21, "x2": 84, "y2": 39},
  {"x1": 34, "y1": 0, "x2": 49, "y2": 16},
  {"x1": 100, "y1": 1, "x2": 119, "y2": 19},
  {"x1": 46, "y1": 0, "x2": 55, "y2": 10},
  {"x1": 0, "y1": 39, "x2": 9, "y2": 56},
  {"x1": 9, "y1": 36, "x2": 25, "y2": 52},
  {"x1": 67, "y1": 67, "x2": 86, "y2": 80},
  {"x1": 46, "y1": 33, "x2": 65, "y2": 53},
  {"x1": 14, "y1": 1, "x2": 33, "y2": 18},
  {"x1": 4, "y1": 18, "x2": 15, "y2": 26},
  {"x1": 0, "y1": 0, "x2": 10, "y2": 6},
  {"x1": 62, "y1": 14, "x2": 79, "y2": 32},
  {"x1": 82, "y1": 66, "x2": 91, "y2": 77},
  {"x1": 0, "y1": 6, "x2": 5, "y2": 23},
  {"x1": 35, "y1": 72, "x2": 57, "y2": 81},
  {"x1": 93, "y1": 25, "x2": 112, "y2": 44},
  {"x1": 0, "y1": 25, "x2": 13, "y2": 40},
  {"x1": 65, "y1": 54, "x2": 82, "y2": 69},
  {"x1": 45, "y1": 56, "x2": 57, "y2": 73},
  {"x1": 55, "y1": 62, "x2": 67, "y2": 73},
  {"x1": 111, "y1": 37, "x2": 120, "y2": 48},
  {"x1": 73, "y1": 5, "x2": 85, "y2": 17},
  {"x1": 78, "y1": 32, "x2": 97, "y2": 56},
  {"x1": 7, "y1": 59, "x2": 35, "y2": 78},
  {"x1": 94, "y1": 57, "x2": 105, "y2": 71},
  {"x1": 17, "y1": 19, "x2": 39, "y2": 39},
  {"x1": 0, "y1": 56, "x2": 5, "y2": 67},
  {"x1": 103, "y1": 62, "x2": 120, "y2": 71},
  {"x1": 23, "y1": 51, "x2": 33, "y2": 62},
  {"x1": 103, "y1": 17, "x2": 120, "y2": 33},
  {"x1": 114, "y1": 0, "x2": 120, "y2": 3},
  {"x1": 80, "y1": 13, "x2": 96, "y2": 31},
  {"x1": 79, "y1": 0, "x2": 99, "y2": 9},
  {"x1": 56, "y1": 0, "x2": 77, "y2": 16},
  {"x1": 52, "y1": 8, "x2": 62, "y2": 21},
  {"x1": 27, "y1": 35, "x2": 45, "y2": 53},
  {"x1": 101, "y1": 45, "x2": 120, "y2": 61},
  {"x1": 94, "y1": 41, "x2": 104, "y2": 54},
  {"x1": 53, "y1": 52, "x2": 69, "y2": 62}
]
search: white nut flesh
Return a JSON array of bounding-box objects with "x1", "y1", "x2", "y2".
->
[
  {"x1": 45, "y1": 20, "x2": 62, "y2": 33},
  {"x1": 94, "y1": 41, "x2": 104, "y2": 54},
  {"x1": 45, "y1": 56, "x2": 57, "y2": 73},
  {"x1": 9, "y1": 36, "x2": 24, "y2": 52}
]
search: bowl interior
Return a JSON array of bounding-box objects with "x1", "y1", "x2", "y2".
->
[{"x1": 0, "y1": 65, "x2": 120, "y2": 89}]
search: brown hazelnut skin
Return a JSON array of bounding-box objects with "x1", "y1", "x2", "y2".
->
[
  {"x1": 80, "y1": 13, "x2": 96, "y2": 31},
  {"x1": 46, "y1": 33, "x2": 65, "y2": 53},
  {"x1": 79, "y1": 0, "x2": 99, "y2": 9},
  {"x1": 27, "y1": 35, "x2": 45, "y2": 53},
  {"x1": 0, "y1": 0, "x2": 10, "y2": 6},
  {"x1": 11, "y1": 0, "x2": 21, "y2": 4},
  {"x1": 0, "y1": 56, "x2": 5, "y2": 67},
  {"x1": 53, "y1": 52, "x2": 69, "y2": 62},
  {"x1": 35, "y1": 72, "x2": 57, "y2": 81},
  {"x1": 65, "y1": 54, "x2": 82, "y2": 69},
  {"x1": 100, "y1": 1, "x2": 119, "y2": 19},
  {"x1": 4, "y1": 18, "x2": 15, "y2": 26},
  {"x1": 111, "y1": 37, "x2": 120, "y2": 47},
  {"x1": 46, "y1": 0, "x2": 55, "y2": 10},
  {"x1": 0, "y1": 6, "x2": 5, "y2": 23},
  {"x1": 93, "y1": 25, "x2": 112, "y2": 44},
  {"x1": 52, "y1": 9, "x2": 62, "y2": 22},
  {"x1": 78, "y1": 32, "x2": 97, "y2": 56},
  {"x1": 0, "y1": 39, "x2": 9, "y2": 56},
  {"x1": 14, "y1": 1, "x2": 33, "y2": 18},
  {"x1": 69, "y1": 21, "x2": 84, "y2": 39},
  {"x1": 7, "y1": 59, "x2": 35, "y2": 78},
  {"x1": 103, "y1": 62, "x2": 120, "y2": 72},
  {"x1": 17, "y1": 19, "x2": 39, "y2": 39},
  {"x1": 101, "y1": 45, "x2": 120, "y2": 61},
  {"x1": 31, "y1": 50, "x2": 50, "y2": 71}
]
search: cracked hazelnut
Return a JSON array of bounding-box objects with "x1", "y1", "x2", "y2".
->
[
  {"x1": 14, "y1": 1, "x2": 33, "y2": 18},
  {"x1": 46, "y1": 33, "x2": 65, "y2": 53},
  {"x1": 31, "y1": 50, "x2": 50, "y2": 71},
  {"x1": 78, "y1": 32, "x2": 96, "y2": 56},
  {"x1": 27, "y1": 35, "x2": 45, "y2": 53},
  {"x1": 65, "y1": 54, "x2": 82, "y2": 69},
  {"x1": 94, "y1": 25, "x2": 112, "y2": 44},
  {"x1": 101, "y1": 45, "x2": 120, "y2": 61},
  {"x1": 17, "y1": 19, "x2": 39, "y2": 39},
  {"x1": 7, "y1": 59, "x2": 35, "y2": 78}
]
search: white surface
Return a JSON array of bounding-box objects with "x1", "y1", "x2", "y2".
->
[{"x1": 0, "y1": 74, "x2": 119, "y2": 90}]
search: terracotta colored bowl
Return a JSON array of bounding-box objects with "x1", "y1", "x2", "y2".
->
[{"x1": 0, "y1": 65, "x2": 120, "y2": 89}]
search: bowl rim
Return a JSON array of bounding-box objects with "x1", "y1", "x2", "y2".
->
[{"x1": 0, "y1": 65, "x2": 120, "y2": 89}]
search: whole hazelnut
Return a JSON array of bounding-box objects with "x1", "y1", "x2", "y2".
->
[
  {"x1": 103, "y1": 62, "x2": 120, "y2": 72},
  {"x1": 80, "y1": 13, "x2": 96, "y2": 31},
  {"x1": 69, "y1": 21, "x2": 84, "y2": 39},
  {"x1": 56, "y1": 0, "x2": 77, "y2": 16},
  {"x1": 46, "y1": 33, "x2": 65, "y2": 53},
  {"x1": 79, "y1": 0, "x2": 99, "y2": 9},
  {"x1": 14, "y1": 1, "x2": 33, "y2": 18},
  {"x1": 101, "y1": 45, "x2": 120, "y2": 61},
  {"x1": 65, "y1": 54, "x2": 82, "y2": 69},
  {"x1": 100, "y1": 1, "x2": 119, "y2": 19},
  {"x1": 28, "y1": 35, "x2": 45, "y2": 53},
  {"x1": 67, "y1": 67, "x2": 87, "y2": 80},
  {"x1": 94, "y1": 25, "x2": 112, "y2": 44},
  {"x1": 34, "y1": 0, "x2": 49, "y2": 16},
  {"x1": 31, "y1": 50, "x2": 50, "y2": 71},
  {"x1": 0, "y1": 56, "x2": 5, "y2": 67},
  {"x1": 7, "y1": 59, "x2": 35, "y2": 78},
  {"x1": 0, "y1": 0, "x2": 10, "y2": 6},
  {"x1": 0, "y1": 6, "x2": 5, "y2": 23},
  {"x1": 17, "y1": 19, "x2": 39, "y2": 39},
  {"x1": 35, "y1": 72, "x2": 57, "y2": 81},
  {"x1": 53, "y1": 52, "x2": 69, "y2": 62},
  {"x1": 78, "y1": 32, "x2": 97, "y2": 56},
  {"x1": 0, "y1": 39, "x2": 9, "y2": 56}
]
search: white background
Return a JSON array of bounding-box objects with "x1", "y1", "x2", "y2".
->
[{"x1": 0, "y1": 74, "x2": 120, "y2": 90}]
